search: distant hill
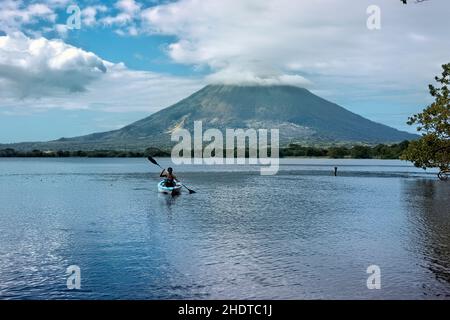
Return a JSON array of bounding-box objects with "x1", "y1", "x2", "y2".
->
[{"x1": 1, "y1": 85, "x2": 417, "y2": 151}]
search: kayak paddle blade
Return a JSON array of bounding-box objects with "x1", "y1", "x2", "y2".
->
[
  {"x1": 147, "y1": 156, "x2": 158, "y2": 166},
  {"x1": 182, "y1": 184, "x2": 196, "y2": 194}
]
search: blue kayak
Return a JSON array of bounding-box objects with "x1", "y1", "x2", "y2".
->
[{"x1": 158, "y1": 180, "x2": 182, "y2": 195}]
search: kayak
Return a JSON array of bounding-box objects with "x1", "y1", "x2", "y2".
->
[{"x1": 158, "y1": 180, "x2": 182, "y2": 195}]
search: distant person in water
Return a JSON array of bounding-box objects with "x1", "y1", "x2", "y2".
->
[{"x1": 160, "y1": 167, "x2": 178, "y2": 187}]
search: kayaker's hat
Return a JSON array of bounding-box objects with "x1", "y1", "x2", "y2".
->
[{"x1": 167, "y1": 167, "x2": 173, "y2": 173}]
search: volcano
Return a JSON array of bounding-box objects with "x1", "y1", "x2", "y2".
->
[{"x1": 3, "y1": 85, "x2": 417, "y2": 151}]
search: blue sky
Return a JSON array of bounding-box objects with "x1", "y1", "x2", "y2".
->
[{"x1": 0, "y1": 0, "x2": 448, "y2": 143}]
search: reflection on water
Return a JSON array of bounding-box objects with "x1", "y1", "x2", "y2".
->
[
  {"x1": 0, "y1": 158, "x2": 449, "y2": 299},
  {"x1": 402, "y1": 180, "x2": 450, "y2": 296},
  {"x1": 157, "y1": 193, "x2": 181, "y2": 217}
]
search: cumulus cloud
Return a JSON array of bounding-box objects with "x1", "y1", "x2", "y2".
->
[
  {"x1": 100, "y1": 0, "x2": 141, "y2": 28},
  {"x1": 82, "y1": 5, "x2": 108, "y2": 27},
  {"x1": 139, "y1": 0, "x2": 450, "y2": 91},
  {"x1": 116, "y1": 0, "x2": 141, "y2": 13},
  {"x1": 0, "y1": 0, "x2": 56, "y2": 34},
  {"x1": 0, "y1": 1, "x2": 109, "y2": 36},
  {"x1": 0, "y1": 33, "x2": 203, "y2": 113},
  {"x1": 0, "y1": 33, "x2": 107, "y2": 97}
]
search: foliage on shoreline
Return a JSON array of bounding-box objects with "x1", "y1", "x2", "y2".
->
[
  {"x1": 0, "y1": 147, "x2": 170, "y2": 158},
  {"x1": 282, "y1": 141, "x2": 409, "y2": 159},
  {"x1": 401, "y1": 63, "x2": 450, "y2": 174},
  {"x1": 0, "y1": 141, "x2": 411, "y2": 159}
]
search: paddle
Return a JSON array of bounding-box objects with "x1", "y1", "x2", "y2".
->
[{"x1": 147, "y1": 156, "x2": 196, "y2": 194}]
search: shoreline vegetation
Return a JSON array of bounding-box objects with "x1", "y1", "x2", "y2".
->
[{"x1": 0, "y1": 141, "x2": 410, "y2": 159}]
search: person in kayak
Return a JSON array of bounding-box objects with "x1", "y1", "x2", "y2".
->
[{"x1": 160, "y1": 167, "x2": 178, "y2": 187}]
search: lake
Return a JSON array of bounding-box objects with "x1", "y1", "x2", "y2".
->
[{"x1": 0, "y1": 158, "x2": 449, "y2": 299}]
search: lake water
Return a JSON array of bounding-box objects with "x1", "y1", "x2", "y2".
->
[{"x1": 0, "y1": 158, "x2": 449, "y2": 299}]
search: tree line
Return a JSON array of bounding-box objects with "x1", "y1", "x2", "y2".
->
[
  {"x1": 0, "y1": 142, "x2": 410, "y2": 159},
  {"x1": 282, "y1": 141, "x2": 410, "y2": 159},
  {"x1": 0, "y1": 148, "x2": 170, "y2": 158}
]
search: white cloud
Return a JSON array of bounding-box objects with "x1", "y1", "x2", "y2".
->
[
  {"x1": 0, "y1": 1, "x2": 108, "y2": 36},
  {"x1": 0, "y1": 33, "x2": 203, "y2": 114},
  {"x1": 100, "y1": 0, "x2": 141, "y2": 28},
  {"x1": 139, "y1": 0, "x2": 450, "y2": 91},
  {"x1": 206, "y1": 66, "x2": 311, "y2": 87},
  {"x1": 116, "y1": 0, "x2": 141, "y2": 14},
  {"x1": 0, "y1": 33, "x2": 107, "y2": 97},
  {"x1": 82, "y1": 5, "x2": 108, "y2": 27},
  {"x1": 0, "y1": 0, "x2": 56, "y2": 34},
  {"x1": 45, "y1": 0, "x2": 71, "y2": 7},
  {"x1": 5, "y1": 0, "x2": 445, "y2": 92},
  {"x1": 55, "y1": 24, "x2": 69, "y2": 38},
  {"x1": 101, "y1": 12, "x2": 133, "y2": 26},
  {"x1": 3, "y1": 0, "x2": 448, "y2": 93}
]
